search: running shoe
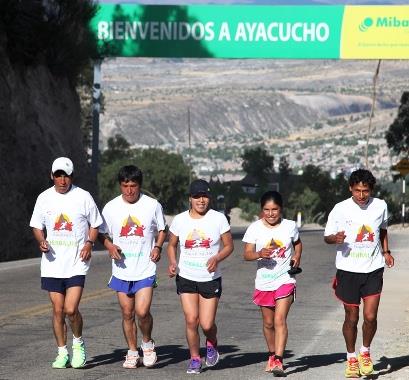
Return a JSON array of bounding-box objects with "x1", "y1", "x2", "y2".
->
[
  {"x1": 71, "y1": 342, "x2": 86, "y2": 368},
  {"x1": 265, "y1": 354, "x2": 275, "y2": 372},
  {"x1": 205, "y1": 340, "x2": 220, "y2": 367},
  {"x1": 123, "y1": 353, "x2": 140, "y2": 369},
  {"x1": 52, "y1": 352, "x2": 70, "y2": 368},
  {"x1": 358, "y1": 352, "x2": 374, "y2": 376},
  {"x1": 142, "y1": 339, "x2": 157, "y2": 367},
  {"x1": 271, "y1": 358, "x2": 285, "y2": 377},
  {"x1": 345, "y1": 357, "x2": 360, "y2": 378},
  {"x1": 186, "y1": 358, "x2": 202, "y2": 374}
]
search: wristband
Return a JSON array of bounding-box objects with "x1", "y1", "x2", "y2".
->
[
  {"x1": 383, "y1": 249, "x2": 391, "y2": 255},
  {"x1": 85, "y1": 239, "x2": 95, "y2": 247},
  {"x1": 154, "y1": 245, "x2": 162, "y2": 253}
]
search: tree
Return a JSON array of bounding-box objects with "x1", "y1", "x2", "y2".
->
[
  {"x1": 284, "y1": 165, "x2": 349, "y2": 224},
  {"x1": 238, "y1": 198, "x2": 259, "y2": 222},
  {"x1": 241, "y1": 146, "x2": 274, "y2": 182},
  {"x1": 386, "y1": 92, "x2": 409, "y2": 156},
  {"x1": 101, "y1": 134, "x2": 131, "y2": 164},
  {"x1": 1, "y1": 0, "x2": 98, "y2": 84},
  {"x1": 98, "y1": 139, "x2": 191, "y2": 214},
  {"x1": 133, "y1": 148, "x2": 191, "y2": 214},
  {"x1": 287, "y1": 187, "x2": 321, "y2": 223},
  {"x1": 279, "y1": 156, "x2": 292, "y2": 178}
]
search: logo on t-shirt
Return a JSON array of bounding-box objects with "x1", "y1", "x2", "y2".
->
[
  {"x1": 265, "y1": 238, "x2": 286, "y2": 258},
  {"x1": 120, "y1": 215, "x2": 145, "y2": 237},
  {"x1": 53, "y1": 214, "x2": 73, "y2": 231},
  {"x1": 355, "y1": 225, "x2": 374, "y2": 242},
  {"x1": 185, "y1": 229, "x2": 212, "y2": 249}
]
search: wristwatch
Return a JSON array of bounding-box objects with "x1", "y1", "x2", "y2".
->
[
  {"x1": 85, "y1": 239, "x2": 95, "y2": 247},
  {"x1": 383, "y1": 249, "x2": 391, "y2": 255},
  {"x1": 154, "y1": 245, "x2": 162, "y2": 253}
]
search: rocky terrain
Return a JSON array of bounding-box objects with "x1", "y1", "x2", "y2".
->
[
  {"x1": 0, "y1": 32, "x2": 94, "y2": 262},
  {"x1": 100, "y1": 58, "x2": 409, "y2": 180}
]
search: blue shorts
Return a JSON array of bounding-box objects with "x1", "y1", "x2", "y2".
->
[
  {"x1": 41, "y1": 275, "x2": 86, "y2": 294},
  {"x1": 108, "y1": 275, "x2": 156, "y2": 295}
]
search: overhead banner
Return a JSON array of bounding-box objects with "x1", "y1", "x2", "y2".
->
[{"x1": 90, "y1": 5, "x2": 409, "y2": 59}]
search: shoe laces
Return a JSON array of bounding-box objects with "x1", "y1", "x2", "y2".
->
[
  {"x1": 274, "y1": 358, "x2": 283, "y2": 368},
  {"x1": 190, "y1": 358, "x2": 201, "y2": 367},
  {"x1": 73, "y1": 344, "x2": 85, "y2": 357},
  {"x1": 348, "y1": 358, "x2": 359, "y2": 370},
  {"x1": 125, "y1": 354, "x2": 138, "y2": 364},
  {"x1": 360, "y1": 352, "x2": 372, "y2": 365},
  {"x1": 268, "y1": 355, "x2": 275, "y2": 367}
]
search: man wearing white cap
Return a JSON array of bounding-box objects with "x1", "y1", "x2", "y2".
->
[{"x1": 30, "y1": 157, "x2": 103, "y2": 369}]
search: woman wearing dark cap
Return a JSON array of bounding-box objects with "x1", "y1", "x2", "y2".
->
[
  {"x1": 167, "y1": 179, "x2": 234, "y2": 374},
  {"x1": 243, "y1": 190, "x2": 302, "y2": 377}
]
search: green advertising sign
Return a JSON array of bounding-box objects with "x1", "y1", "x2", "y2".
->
[{"x1": 89, "y1": 4, "x2": 409, "y2": 59}]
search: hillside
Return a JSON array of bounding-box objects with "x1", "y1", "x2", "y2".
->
[{"x1": 100, "y1": 58, "x2": 408, "y2": 179}]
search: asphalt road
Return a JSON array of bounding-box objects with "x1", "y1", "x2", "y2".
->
[{"x1": 0, "y1": 229, "x2": 406, "y2": 380}]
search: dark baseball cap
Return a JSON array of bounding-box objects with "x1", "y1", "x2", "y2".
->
[{"x1": 189, "y1": 179, "x2": 211, "y2": 197}]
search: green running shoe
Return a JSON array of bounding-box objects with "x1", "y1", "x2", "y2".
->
[
  {"x1": 71, "y1": 342, "x2": 86, "y2": 368},
  {"x1": 52, "y1": 352, "x2": 70, "y2": 368}
]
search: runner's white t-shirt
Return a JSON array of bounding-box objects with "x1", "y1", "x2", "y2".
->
[
  {"x1": 100, "y1": 194, "x2": 166, "y2": 281},
  {"x1": 30, "y1": 185, "x2": 103, "y2": 278},
  {"x1": 169, "y1": 209, "x2": 230, "y2": 282},
  {"x1": 324, "y1": 197, "x2": 388, "y2": 273},
  {"x1": 242, "y1": 219, "x2": 299, "y2": 291}
]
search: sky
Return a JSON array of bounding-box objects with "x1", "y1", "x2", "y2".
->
[{"x1": 98, "y1": 1, "x2": 409, "y2": 4}]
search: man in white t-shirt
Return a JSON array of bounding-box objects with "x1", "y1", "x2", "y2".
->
[
  {"x1": 98, "y1": 165, "x2": 167, "y2": 369},
  {"x1": 324, "y1": 169, "x2": 394, "y2": 378},
  {"x1": 30, "y1": 157, "x2": 103, "y2": 369}
]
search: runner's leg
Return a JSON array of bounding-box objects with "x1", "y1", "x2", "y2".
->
[
  {"x1": 180, "y1": 293, "x2": 200, "y2": 357},
  {"x1": 343, "y1": 305, "x2": 359, "y2": 353},
  {"x1": 273, "y1": 295, "x2": 293, "y2": 357},
  {"x1": 117, "y1": 292, "x2": 137, "y2": 351},
  {"x1": 198, "y1": 295, "x2": 219, "y2": 343},
  {"x1": 49, "y1": 291, "x2": 67, "y2": 347},
  {"x1": 362, "y1": 295, "x2": 380, "y2": 347},
  {"x1": 64, "y1": 286, "x2": 84, "y2": 338},
  {"x1": 135, "y1": 286, "x2": 154, "y2": 343},
  {"x1": 260, "y1": 306, "x2": 275, "y2": 353}
]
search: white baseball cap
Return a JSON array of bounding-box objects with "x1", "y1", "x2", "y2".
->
[{"x1": 51, "y1": 157, "x2": 74, "y2": 175}]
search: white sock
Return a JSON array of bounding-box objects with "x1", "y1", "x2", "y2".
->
[
  {"x1": 128, "y1": 349, "x2": 139, "y2": 357},
  {"x1": 360, "y1": 345, "x2": 370, "y2": 354},
  {"x1": 58, "y1": 345, "x2": 68, "y2": 355},
  {"x1": 73, "y1": 335, "x2": 83, "y2": 345},
  {"x1": 141, "y1": 339, "x2": 154, "y2": 349},
  {"x1": 347, "y1": 352, "x2": 357, "y2": 360}
]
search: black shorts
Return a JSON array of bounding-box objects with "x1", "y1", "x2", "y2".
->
[
  {"x1": 332, "y1": 268, "x2": 384, "y2": 306},
  {"x1": 176, "y1": 275, "x2": 222, "y2": 299},
  {"x1": 41, "y1": 275, "x2": 86, "y2": 294}
]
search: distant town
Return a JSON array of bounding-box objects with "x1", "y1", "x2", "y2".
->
[{"x1": 100, "y1": 58, "x2": 408, "y2": 182}]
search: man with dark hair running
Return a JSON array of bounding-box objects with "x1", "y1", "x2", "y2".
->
[
  {"x1": 30, "y1": 157, "x2": 103, "y2": 369},
  {"x1": 324, "y1": 169, "x2": 394, "y2": 378},
  {"x1": 99, "y1": 165, "x2": 167, "y2": 369}
]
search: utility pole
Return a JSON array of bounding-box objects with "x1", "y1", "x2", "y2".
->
[
  {"x1": 92, "y1": 60, "x2": 102, "y2": 190},
  {"x1": 364, "y1": 60, "x2": 381, "y2": 168},
  {"x1": 188, "y1": 106, "x2": 192, "y2": 184},
  {"x1": 402, "y1": 176, "x2": 406, "y2": 227}
]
